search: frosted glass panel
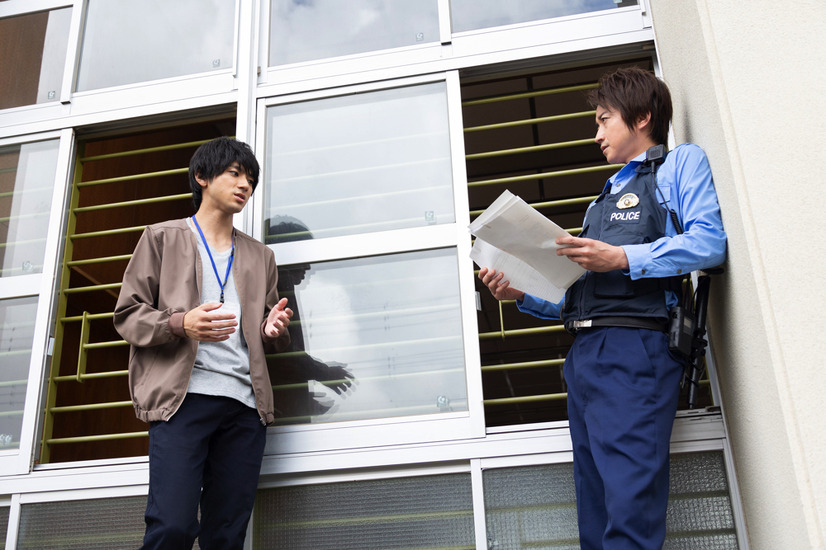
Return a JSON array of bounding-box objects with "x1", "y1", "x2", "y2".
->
[
  {"x1": 17, "y1": 497, "x2": 147, "y2": 549},
  {"x1": 254, "y1": 474, "x2": 475, "y2": 548},
  {"x1": 483, "y1": 452, "x2": 739, "y2": 549}
]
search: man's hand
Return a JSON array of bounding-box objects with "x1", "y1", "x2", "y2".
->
[
  {"x1": 264, "y1": 297, "x2": 293, "y2": 339},
  {"x1": 478, "y1": 267, "x2": 525, "y2": 302},
  {"x1": 183, "y1": 302, "x2": 237, "y2": 341},
  {"x1": 555, "y1": 235, "x2": 629, "y2": 272}
]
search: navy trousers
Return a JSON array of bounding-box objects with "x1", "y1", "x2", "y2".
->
[
  {"x1": 141, "y1": 393, "x2": 267, "y2": 550},
  {"x1": 564, "y1": 327, "x2": 684, "y2": 550}
]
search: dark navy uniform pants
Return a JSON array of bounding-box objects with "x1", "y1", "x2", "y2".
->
[
  {"x1": 564, "y1": 326, "x2": 683, "y2": 550},
  {"x1": 141, "y1": 393, "x2": 267, "y2": 550}
]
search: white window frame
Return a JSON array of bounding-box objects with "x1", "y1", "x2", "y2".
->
[
  {"x1": 0, "y1": 1, "x2": 76, "y2": 126},
  {"x1": 251, "y1": 71, "x2": 485, "y2": 455},
  {"x1": 257, "y1": 0, "x2": 449, "y2": 87},
  {"x1": 67, "y1": 0, "x2": 241, "y2": 114},
  {"x1": 256, "y1": 0, "x2": 650, "y2": 95},
  {"x1": 0, "y1": 129, "x2": 74, "y2": 476},
  {"x1": 0, "y1": 0, "x2": 244, "y2": 132}
]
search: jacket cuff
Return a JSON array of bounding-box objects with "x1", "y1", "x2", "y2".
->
[{"x1": 168, "y1": 312, "x2": 187, "y2": 338}]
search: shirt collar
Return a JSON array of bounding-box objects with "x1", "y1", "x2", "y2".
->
[{"x1": 608, "y1": 151, "x2": 648, "y2": 186}]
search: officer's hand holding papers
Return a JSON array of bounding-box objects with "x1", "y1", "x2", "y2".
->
[{"x1": 469, "y1": 190, "x2": 585, "y2": 303}]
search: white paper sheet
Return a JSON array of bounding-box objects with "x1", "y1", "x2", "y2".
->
[{"x1": 469, "y1": 190, "x2": 586, "y2": 303}]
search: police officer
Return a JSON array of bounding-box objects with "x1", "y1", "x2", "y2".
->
[{"x1": 479, "y1": 67, "x2": 726, "y2": 549}]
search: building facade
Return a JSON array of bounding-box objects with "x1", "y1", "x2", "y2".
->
[{"x1": 0, "y1": 0, "x2": 823, "y2": 548}]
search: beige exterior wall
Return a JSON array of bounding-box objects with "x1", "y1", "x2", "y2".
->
[{"x1": 648, "y1": 1, "x2": 826, "y2": 548}]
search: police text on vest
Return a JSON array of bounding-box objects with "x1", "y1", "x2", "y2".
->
[{"x1": 610, "y1": 211, "x2": 641, "y2": 222}]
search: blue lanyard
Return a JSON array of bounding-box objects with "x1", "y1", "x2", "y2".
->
[{"x1": 192, "y1": 216, "x2": 235, "y2": 304}]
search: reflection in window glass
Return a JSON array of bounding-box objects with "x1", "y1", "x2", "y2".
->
[
  {"x1": 0, "y1": 140, "x2": 59, "y2": 278},
  {"x1": 451, "y1": 0, "x2": 638, "y2": 33},
  {"x1": 271, "y1": 249, "x2": 467, "y2": 425},
  {"x1": 0, "y1": 296, "x2": 38, "y2": 450},
  {"x1": 0, "y1": 8, "x2": 71, "y2": 110},
  {"x1": 269, "y1": 0, "x2": 439, "y2": 66},
  {"x1": 76, "y1": 0, "x2": 235, "y2": 92},
  {"x1": 264, "y1": 83, "x2": 455, "y2": 243}
]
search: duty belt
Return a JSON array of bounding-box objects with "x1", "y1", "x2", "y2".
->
[{"x1": 564, "y1": 316, "x2": 668, "y2": 334}]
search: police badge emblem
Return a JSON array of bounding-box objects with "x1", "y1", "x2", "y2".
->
[{"x1": 617, "y1": 193, "x2": 639, "y2": 209}]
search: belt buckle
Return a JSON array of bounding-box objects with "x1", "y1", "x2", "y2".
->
[{"x1": 566, "y1": 319, "x2": 593, "y2": 334}]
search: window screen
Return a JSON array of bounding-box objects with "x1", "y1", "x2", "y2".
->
[
  {"x1": 0, "y1": 505, "x2": 8, "y2": 549},
  {"x1": 17, "y1": 496, "x2": 149, "y2": 550},
  {"x1": 254, "y1": 474, "x2": 475, "y2": 549},
  {"x1": 483, "y1": 452, "x2": 738, "y2": 548}
]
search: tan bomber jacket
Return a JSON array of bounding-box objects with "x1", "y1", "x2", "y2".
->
[{"x1": 113, "y1": 218, "x2": 290, "y2": 425}]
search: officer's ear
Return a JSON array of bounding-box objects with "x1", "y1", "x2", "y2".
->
[{"x1": 635, "y1": 112, "x2": 652, "y2": 135}]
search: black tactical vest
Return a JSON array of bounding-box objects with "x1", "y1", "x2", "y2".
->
[{"x1": 562, "y1": 160, "x2": 680, "y2": 322}]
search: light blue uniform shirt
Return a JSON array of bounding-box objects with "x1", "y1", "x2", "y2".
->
[{"x1": 517, "y1": 143, "x2": 726, "y2": 320}]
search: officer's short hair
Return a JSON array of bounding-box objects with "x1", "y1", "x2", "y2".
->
[
  {"x1": 588, "y1": 67, "x2": 673, "y2": 146},
  {"x1": 189, "y1": 137, "x2": 260, "y2": 211}
]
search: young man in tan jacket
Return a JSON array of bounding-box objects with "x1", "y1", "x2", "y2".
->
[{"x1": 114, "y1": 137, "x2": 292, "y2": 550}]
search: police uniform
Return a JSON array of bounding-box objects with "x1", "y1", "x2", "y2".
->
[{"x1": 516, "y1": 143, "x2": 727, "y2": 549}]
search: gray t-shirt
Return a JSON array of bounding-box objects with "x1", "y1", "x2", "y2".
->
[{"x1": 186, "y1": 219, "x2": 255, "y2": 409}]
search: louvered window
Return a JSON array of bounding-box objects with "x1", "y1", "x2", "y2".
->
[
  {"x1": 462, "y1": 61, "x2": 715, "y2": 428},
  {"x1": 40, "y1": 119, "x2": 235, "y2": 464}
]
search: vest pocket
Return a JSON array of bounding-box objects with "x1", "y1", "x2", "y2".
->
[
  {"x1": 593, "y1": 270, "x2": 663, "y2": 298},
  {"x1": 593, "y1": 270, "x2": 634, "y2": 298}
]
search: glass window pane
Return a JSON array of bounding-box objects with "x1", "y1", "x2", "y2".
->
[
  {"x1": 76, "y1": 0, "x2": 235, "y2": 92},
  {"x1": 451, "y1": 0, "x2": 639, "y2": 33},
  {"x1": 0, "y1": 296, "x2": 38, "y2": 451},
  {"x1": 0, "y1": 8, "x2": 72, "y2": 110},
  {"x1": 271, "y1": 248, "x2": 467, "y2": 425},
  {"x1": 269, "y1": 0, "x2": 439, "y2": 66},
  {"x1": 0, "y1": 140, "x2": 60, "y2": 278},
  {"x1": 264, "y1": 83, "x2": 455, "y2": 243}
]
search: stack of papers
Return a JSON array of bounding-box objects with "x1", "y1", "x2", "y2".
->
[{"x1": 469, "y1": 190, "x2": 585, "y2": 303}]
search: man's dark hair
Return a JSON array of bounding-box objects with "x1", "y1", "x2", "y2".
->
[
  {"x1": 587, "y1": 67, "x2": 673, "y2": 146},
  {"x1": 189, "y1": 137, "x2": 260, "y2": 210}
]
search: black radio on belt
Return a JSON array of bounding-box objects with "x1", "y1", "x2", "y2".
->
[{"x1": 668, "y1": 304, "x2": 695, "y2": 358}]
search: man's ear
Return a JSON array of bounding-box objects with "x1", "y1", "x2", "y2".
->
[
  {"x1": 194, "y1": 172, "x2": 209, "y2": 188},
  {"x1": 635, "y1": 112, "x2": 652, "y2": 133}
]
